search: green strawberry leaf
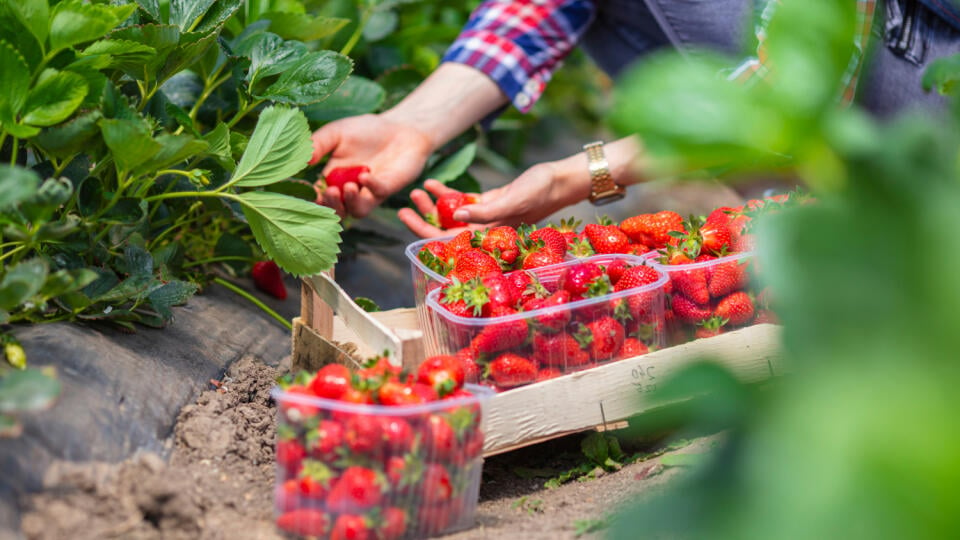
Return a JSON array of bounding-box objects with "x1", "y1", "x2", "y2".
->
[
  {"x1": 425, "y1": 142, "x2": 476, "y2": 184},
  {"x1": 0, "y1": 40, "x2": 30, "y2": 121},
  {"x1": 148, "y1": 280, "x2": 199, "y2": 321},
  {"x1": 160, "y1": 30, "x2": 218, "y2": 82},
  {"x1": 0, "y1": 165, "x2": 40, "y2": 212},
  {"x1": 40, "y1": 268, "x2": 100, "y2": 301},
  {"x1": 263, "y1": 179, "x2": 318, "y2": 202},
  {"x1": 302, "y1": 76, "x2": 385, "y2": 123},
  {"x1": 922, "y1": 53, "x2": 960, "y2": 96},
  {"x1": 262, "y1": 12, "x2": 349, "y2": 42},
  {"x1": 354, "y1": 297, "x2": 380, "y2": 313},
  {"x1": 237, "y1": 191, "x2": 342, "y2": 276},
  {"x1": 106, "y1": 24, "x2": 180, "y2": 76},
  {"x1": 133, "y1": 133, "x2": 208, "y2": 175},
  {"x1": 256, "y1": 50, "x2": 353, "y2": 106},
  {"x1": 168, "y1": 0, "x2": 216, "y2": 32},
  {"x1": 22, "y1": 69, "x2": 88, "y2": 127},
  {"x1": 33, "y1": 110, "x2": 103, "y2": 159},
  {"x1": 0, "y1": 368, "x2": 60, "y2": 414},
  {"x1": 0, "y1": 259, "x2": 49, "y2": 311},
  {"x1": 8, "y1": 0, "x2": 50, "y2": 46},
  {"x1": 192, "y1": 0, "x2": 243, "y2": 34},
  {"x1": 230, "y1": 106, "x2": 313, "y2": 188},
  {"x1": 99, "y1": 117, "x2": 163, "y2": 172},
  {"x1": 81, "y1": 39, "x2": 158, "y2": 74},
  {"x1": 134, "y1": 0, "x2": 161, "y2": 22},
  {"x1": 49, "y1": 1, "x2": 136, "y2": 52}
]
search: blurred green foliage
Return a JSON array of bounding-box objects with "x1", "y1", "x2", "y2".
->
[{"x1": 607, "y1": 0, "x2": 960, "y2": 538}]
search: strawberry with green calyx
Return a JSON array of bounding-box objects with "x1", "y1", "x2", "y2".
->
[
  {"x1": 416, "y1": 355, "x2": 465, "y2": 396},
  {"x1": 308, "y1": 363, "x2": 351, "y2": 399},
  {"x1": 297, "y1": 459, "x2": 335, "y2": 500},
  {"x1": 276, "y1": 426, "x2": 306, "y2": 476},
  {"x1": 455, "y1": 347, "x2": 482, "y2": 383},
  {"x1": 487, "y1": 352, "x2": 537, "y2": 388},
  {"x1": 381, "y1": 417, "x2": 415, "y2": 455},
  {"x1": 583, "y1": 222, "x2": 630, "y2": 254},
  {"x1": 386, "y1": 453, "x2": 424, "y2": 493},
  {"x1": 325, "y1": 466, "x2": 386, "y2": 513},
  {"x1": 526, "y1": 225, "x2": 568, "y2": 258},
  {"x1": 450, "y1": 248, "x2": 501, "y2": 282},
  {"x1": 614, "y1": 264, "x2": 661, "y2": 291},
  {"x1": 305, "y1": 419, "x2": 344, "y2": 461},
  {"x1": 424, "y1": 413, "x2": 457, "y2": 462},
  {"x1": 620, "y1": 337, "x2": 649, "y2": 358},
  {"x1": 522, "y1": 289, "x2": 572, "y2": 332},
  {"x1": 506, "y1": 270, "x2": 537, "y2": 304},
  {"x1": 550, "y1": 217, "x2": 583, "y2": 249},
  {"x1": 330, "y1": 514, "x2": 373, "y2": 540},
  {"x1": 684, "y1": 213, "x2": 733, "y2": 256},
  {"x1": 478, "y1": 273, "x2": 519, "y2": 314},
  {"x1": 418, "y1": 242, "x2": 453, "y2": 276},
  {"x1": 434, "y1": 192, "x2": 479, "y2": 230},
  {"x1": 671, "y1": 294, "x2": 712, "y2": 323},
  {"x1": 438, "y1": 278, "x2": 487, "y2": 317},
  {"x1": 519, "y1": 238, "x2": 564, "y2": 270},
  {"x1": 443, "y1": 230, "x2": 476, "y2": 263},
  {"x1": 574, "y1": 316, "x2": 625, "y2": 361},
  {"x1": 280, "y1": 385, "x2": 320, "y2": 420},
  {"x1": 559, "y1": 261, "x2": 604, "y2": 297},
  {"x1": 695, "y1": 316, "x2": 728, "y2": 339},
  {"x1": 714, "y1": 291, "x2": 756, "y2": 325},
  {"x1": 377, "y1": 379, "x2": 427, "y2": 405},
  {"x1": 276, "y1": 509, "x2": 331, "y2": 537},
  {"x1": 605, "y1": 258, "x2": 630, "y2": 285},
  {"x1": 468, "y1": 306, "x2": 529, "y2": 354},
  {"x1": 251, "y1": 260, "x2": 287, "y2": 299},
  {"x1": 627, "y1": 244, "x2": 650, "y2": 256},
  {"x1": 568, "y1": 235, "x2": 596, "y2": 258},
  {"x1": 476, "y1": 225, "x2": 521, "y2": 266},
  {"x1": 619, "y1": 210, "x2": 685, "y2": 249}
]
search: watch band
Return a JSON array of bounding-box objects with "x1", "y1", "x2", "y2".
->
[{"x1": 584, "y1": 141, "x2": 626, "y2": 206}]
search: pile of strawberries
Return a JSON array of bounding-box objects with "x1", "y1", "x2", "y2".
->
[
  {"x1": 426, "y1": 254, "x2": 666, "y2": 391},
  {"x1": 273, "y1": 357, "x2": 487, "y2": 539}
]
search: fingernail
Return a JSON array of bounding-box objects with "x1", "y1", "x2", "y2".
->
[{"x1": 453, "y1": 209, "x2": 469, "y2": 221}]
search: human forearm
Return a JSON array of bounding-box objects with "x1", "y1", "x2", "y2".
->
[{"x1": 380, "y1": 63, "x2": 510, "y2": 152}]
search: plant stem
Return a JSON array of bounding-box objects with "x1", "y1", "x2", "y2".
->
[
  {"x1": 183, "y1": 256, "x2": 254, "y2": 268},
  {"x1": 213, "y1": 277, "x2": 292, "y2": 330},
  {"x1": 340, "y1": 9, "x2": 372, "y2": 57},
  {"x1": 144, "y1": 190, "x2": 233, "y2": 204},
  {"x1": 188, "y1": 70, "x2": 231, "y2": 122},
  {"x1": 226, "y1": 99, "x2": 262, "y2": 129},
  {"x1": 9, "y1": 138, "x2": 18, "y2": 166},
  {"x1": 0, "y1": 245, "x2": 26, "y2": 264}
]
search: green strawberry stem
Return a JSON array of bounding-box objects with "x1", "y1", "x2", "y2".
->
[{"x1": 213, "y1": 277, "x2": 293, "y2": 331}]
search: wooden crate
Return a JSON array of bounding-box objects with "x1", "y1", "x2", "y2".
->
[{"x1": 294, "y1": 275, "x2": 785, "y2": 456}]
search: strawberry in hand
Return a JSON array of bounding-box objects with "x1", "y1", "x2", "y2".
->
[
  {"x1": 323, "y1": 165, "x2": 371, "y2": 200},
  {"x1": 251, "y1": 260, "x2": 287, "y2": 300},
  {"x1": 434, "y1": 192, "x2": 479, "y2": 230}
]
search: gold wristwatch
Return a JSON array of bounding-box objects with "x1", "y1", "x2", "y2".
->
[{"x1": 584, "y1": 141, "x2": 625, "y2": 206}]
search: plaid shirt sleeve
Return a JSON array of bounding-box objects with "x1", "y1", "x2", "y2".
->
[
  {"x1": 441, "y1": 0, "x2": 596, "y2": 113},
  {"x1": 728, "y1": 0, "x2": 876, "y2": 106}
]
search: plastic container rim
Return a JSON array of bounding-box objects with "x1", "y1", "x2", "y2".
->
[
  {"x1": 425, "y1": 254, "x2": 669, "y2": 326},
  {"x1": 405, "y1": 235, "x2": 456, "y2": 284},
  {"x1": 271, "y1": 383, "x2": 495, "y2": 416},
  {"x1": 644, "y1": 249, "x2": 755, "y2": 270}
]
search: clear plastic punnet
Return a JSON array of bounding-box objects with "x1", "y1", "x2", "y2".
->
[
  {"x1": 405, "y1": 236, "x2": 455, "y2": 337},
  {"x1": 423, "y1": 254, "x2": 668, "y2": 392},
  {"x1": 272, "y1": 384, "x2": 494, "y2": 539},
  {"x1": 647, "y1": 251, "x2": 765, "y2": 345}
]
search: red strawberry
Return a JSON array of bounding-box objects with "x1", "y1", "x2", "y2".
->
[
  {"x1": 521, "y1": 245, "x2": 564, "y2": 270},
  {"x1": 583, "y1": 223, "x2": 630, "y2": 254},
  {"x1": 417, "y1": 355, "x2": 465, "y2": 396},
  {"x1": 251, "y1": 260, "x2": 287, "y2": 299},
  {"x1": 277, "y1": 478, "x2": 301, "y2": 512},
  {"x1": 451, "y1": 248, "x2": 501, "y2": 281},
  {"x1": 276, "y1": 509, "x2": 330, "y2": 537},
  {"x1": 619, "y1": 211, "x2": 684, "y2": 248},
  {"x1": 628, "y1": 244, "x2": 650, "y2": 256},
  {"x1": 506, "y1": 270, "x2": 535, "y2": 304},
  {"x1": 297, "y1": 460, "x2": 335, "y2": 500},
  {"x1": 422, "y1": 464, "x2": 453, "y2": 505},
  {"x1": 488, "y1": 353, "x2": 537, "y2": 387},
  {"x1": 707, "y1": 259, "x2": 749, "y2": 298},
  {"x1": 330, "y1": 514, "x2": 372, "y2": 540},
  {"x1": 671, "y1": 294, "x2": 712, "y2": 323},
  {"x1": 694, "y1": 316, "x2": 727, "y2": 339},
  {"x1": 537, "y1": 367, "x2": 563, "y2": 381},
  {"x1": 379, "y1": 507, "x2": 408, "y2": 540},
  {"x1": 529, "y1": 226, "x2": 567, "y2": 257},
  {"x1": 281, "y1": 385, "x2": 319, "y2": 418},
  {"x1": 478, "y1": 226, "x2": 520, "y2": 265},
  {"x1": 604, "y1": 259, "x2": 630, "y2": 285},
  {"x1": 381, "y1": 417, "x2": 415, "y2": 455},
  {"x1": 574, "y1": 316, "x2": 625, "y2": 361},
  {"x1": 479, "y1": 273, "x2": 518, "y2": 314},
  {"x1": 309, "y1": 363, "x2": 351, "y2": 399},
  {"x1": 424, "y1": 414, "x2": 456, "y2": 462},
  {"x1": 532, "y1": 332, "x2": 589, "y2": 368},
  {"x1": 306, "y1": 420, "x2": 343, "y2": 461},
  {"x1": 620, "y1": 337, "x2": 649, "y2": 358},
  {"x1": 455, "y1": 347, "x2": 482, "y2": 383},
  {"x1": 436, "y1": 192, "x2": 478, "y2": 230},
  {"x1": 326, "y1": 467, "x2": 384, "y2": 513},
  {"x1": 276, "y1": 438, "x2": 306, "y2": 476},
  {"x1": 553, "y1": 217, "x2": 582, "y2": 249},
  {"x1": 469, "y1": 307, "x2": 528, "y2": 354},
  {"x1": 560, "y1": 262, "x2": 604, "y2": 297},
  {"x1": 325, "y1": 165, "x2": 370, "y2": 193},
  {"x1": 444, "y1": 230, "x2": 476, "y2": 262},
  {"x1": 343, "y1": 414, "x2": 383, "y2": 454},
  {"x1": 613, "y1": 265, "x2": 661, "y2": 291},
  {"x1": 522, "y1": 289, "x2": 572, "y2": 332},
  {"x1": 417, "y1": 502, "x2": 455, "y2": 536},
  {"x1": 670, "y1": 266, "x2": 710, "y2": 305},
  {"x1": 378, "y1": 380, "x2": 425, "y2": 406},
  {"x1": 715, "y1": 291, "x2": 755, "y2": 325},
  {"x1": 386, "y1": 455, "x2": 422, "y2": 493},
  {"x1": 418, "y1": 242, "x2": 453, "y2": 276},
  {"x1": 697, "y1": 215, "x2": 733, "y2": 255}
]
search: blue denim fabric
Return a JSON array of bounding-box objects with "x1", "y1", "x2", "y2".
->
[{"x1": 919, "y1": 0, "x2": 960, "y2": 30}]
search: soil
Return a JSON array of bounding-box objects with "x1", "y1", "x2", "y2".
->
[{"x1": 19, "y1": 355, "x2": 717, "y2": 540}]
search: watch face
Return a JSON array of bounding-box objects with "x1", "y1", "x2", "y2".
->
[{"x1": 591, "y1": 192, "x2": 626, "y2": 206}]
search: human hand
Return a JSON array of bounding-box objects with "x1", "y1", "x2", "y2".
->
[
  {"x1": 398, "y1": 162, "x2": 582, "y2": 238},
  {"x1": 310, "y1": 114, "x2": 434, "y2": 218}
]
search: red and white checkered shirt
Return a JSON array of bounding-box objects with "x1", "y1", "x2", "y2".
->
[{"x1": 442, "y1": 0, "x2": 877, "y2": 112}]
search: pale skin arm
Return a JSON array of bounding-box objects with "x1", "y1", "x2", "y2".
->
[
  {"x1": 311, "y1": 63, "x2": 509, "y2": 218},
  {"x1": 398, "y1": 136, "x2": 647, "y2": 237}
]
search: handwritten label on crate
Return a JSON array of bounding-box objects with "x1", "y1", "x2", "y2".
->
[{"x1": 631, "y1": 363, "x2": 658, "y2": 395}]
